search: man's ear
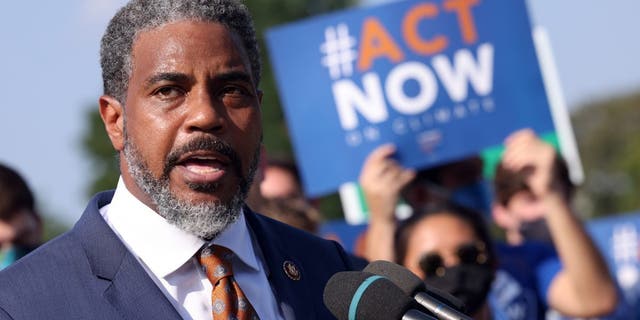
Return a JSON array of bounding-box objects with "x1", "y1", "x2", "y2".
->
[
  {"x1": 99, "y1": 95, "x2": 125, "y2": 152},
  {"x1": 492, "y1": 203, "x2": 516, "y2": 229}
]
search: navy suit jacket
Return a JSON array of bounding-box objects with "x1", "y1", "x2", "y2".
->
[{"x1": 0, "y1": 191, "x2": 357, "y2": 319}]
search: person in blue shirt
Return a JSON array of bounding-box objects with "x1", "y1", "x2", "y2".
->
[
  {"x1": 492, "y1": 129, "x2": 621, "y2": 317},
  {"x1": 359, "y1": 129, "x2": 618, "y2": 319},
  {"x1": 491, "y1": 129, "x2": 618, "y2": 318}
]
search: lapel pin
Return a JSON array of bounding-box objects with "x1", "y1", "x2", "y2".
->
[{"x1": 283, "y1": 260, "x2": 301, "y2": 281}]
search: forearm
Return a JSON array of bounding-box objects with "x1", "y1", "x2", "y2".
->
[
  {"x1": 545, "y1": 194, "x2": 618, "y2": 316},
  {"x1": 363, "y1": 216, "x2": 396, "y2": 262},
  {"x1": 358, "y1": 144, "x2": 416, "y2": 263}
]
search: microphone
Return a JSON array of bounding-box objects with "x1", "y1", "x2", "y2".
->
[
  {"x1": 323, "y1": 271, "x2": 436, "y2": 320},
  {"x1": 364, "y1": 261, "x2": 473, "y2": 320}
]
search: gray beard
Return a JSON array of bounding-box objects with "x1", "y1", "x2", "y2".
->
[{"x1": 122, "y1": 135, "x2": 259, "y2": 240}]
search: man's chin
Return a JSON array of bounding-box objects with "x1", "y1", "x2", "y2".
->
[
  {"x1": 154, "y1": 191, "x2": 243, "y2": 240},
  {"x1": 175, "y1": 193, "x2": 231, "y2": 207}
]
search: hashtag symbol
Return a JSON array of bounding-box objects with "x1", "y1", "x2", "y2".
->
[
  {"x1": 320, "y1": 23, "x2": 358, "y2": 80},
  {"x1": 612, "y1": 224, "x2": 638, "y2": 262}
]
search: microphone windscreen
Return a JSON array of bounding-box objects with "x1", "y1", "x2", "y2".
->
[
  {"x1": 323, "y1": 271, "x2": 414, "y2": 320},
  {"x1": 364, "y1": 260, "x2": 465, "y2": 312},
  {"x1": 364, "y1": 260, "x2": 424, "y2": 295}
]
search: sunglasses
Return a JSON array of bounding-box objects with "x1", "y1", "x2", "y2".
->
[{"x1": 418, "y1": 241, "x2": 489, "y2": 277}]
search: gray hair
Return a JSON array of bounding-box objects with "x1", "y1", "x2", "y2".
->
[{"x1": 100, "y1": 0, "x2": 261, "y2": 103}]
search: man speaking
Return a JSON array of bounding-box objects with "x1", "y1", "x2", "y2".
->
[{"x1": 0, "y1": 1, "x2": 357, "y2": 319}]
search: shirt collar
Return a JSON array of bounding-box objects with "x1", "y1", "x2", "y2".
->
[
  {"x1": 211, "y1": 208, "x2": 259, "y2": 273},
  {"x1": 105, "y1": 177, "x2": 259, "y2": 278}
]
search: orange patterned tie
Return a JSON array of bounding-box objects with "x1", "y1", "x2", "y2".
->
[{"x1": 199, "y1": 245, "x2": 259, "y2": 320}]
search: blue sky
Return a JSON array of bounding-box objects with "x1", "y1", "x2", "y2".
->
[{"x1": 1, "y1": 0, "x2": 639, "y2": 225}]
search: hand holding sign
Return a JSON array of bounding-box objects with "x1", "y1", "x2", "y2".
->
[
  {"x1": 501, "y1": 129, "x2": 565, "y2": 201},
  {"x1": 360, "y1": 144, "x2": 415, "y2": 222}
]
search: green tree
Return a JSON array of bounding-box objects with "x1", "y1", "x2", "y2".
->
[
  {"x1": 81, "y1": 107, "x2": 119, "y2": 196},
  {"x1": 571, "y1": 91, "x2": 640, "y2": 217},
  {"x1": 42, "y1": 215, "x2": 71, "y2": 241}
]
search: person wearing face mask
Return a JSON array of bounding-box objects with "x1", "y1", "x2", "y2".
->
[
  {"x1": 491, "y1": 129, "x2": 621, "y2": 319},
  {"x1": 394, "y1": 202, "x2": 498, "y2": 319},
  {"x1": 492, "y1": 130, "x2": 575, "y2": 245},
  {"x1": 359, "y1": 132, "x2": 620, "y2": 319},
  {"x1": 359, "y1": 144, "x2": 491, "y2": 264},
  {"x1": 362, "y1": 156, "x2": 549, "y2": 320}
]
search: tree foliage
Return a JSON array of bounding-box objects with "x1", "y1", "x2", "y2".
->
[
  {"x1": 42, "y1": 215, "x2": 71, "y2": 241},
  {"x1": 81, "y1": 108, "x2": 119, "y2": 196},
  {"x1": 571, "y1": 91, "x2": 640, "y2": 217}
]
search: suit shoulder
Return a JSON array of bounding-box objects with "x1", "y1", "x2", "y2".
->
[
  {"x1": 1, "y1": 230, "x2": 80, "y2": 273},
  {"x1": 255, "y1": 212, "x2": 336, "y2": 245},
  {"x1": 251, "y1": 212, "x2": 365, "y2": 270},
  {"x1": 0, "y1": 231, "x2": 85, "y2": 299}
]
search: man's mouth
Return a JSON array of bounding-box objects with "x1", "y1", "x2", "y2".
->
[
  {"x1": 174, "y1": 151, "x2": 231, "y2": 184},
  {"x1": 183, "y1": 158, "x2": 223, "y2": 174}
]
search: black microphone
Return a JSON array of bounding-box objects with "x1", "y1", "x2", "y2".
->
[
  {"x1": 323, "y1": 271, "x2": 436, "y2": 320},
  {"x1": 364, "y1": 261, "x2": 473, "y2": 320}
]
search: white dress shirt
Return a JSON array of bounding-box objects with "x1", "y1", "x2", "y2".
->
[{"x1": 99, "y1": 177, "x2": 284, "y2": 319}]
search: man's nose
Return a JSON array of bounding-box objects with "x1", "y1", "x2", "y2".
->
[{"x1": 185, "y1": 88, "x2": 224, "y2": 133}]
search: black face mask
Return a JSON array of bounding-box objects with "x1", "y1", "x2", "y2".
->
[
  {"x1": 423, "y1": 264, "x2": 494, "y2": 315},
  {"x1": 519, "y1": 218, "x2": 552, "y2": 243},
  {"x1": 419, "y1": 242, "x2": 494, "y2": 315}
]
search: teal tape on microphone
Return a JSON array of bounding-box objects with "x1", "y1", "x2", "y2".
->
[{"x1": 348, "y1": 275, "x2": 384, "y2": 320}]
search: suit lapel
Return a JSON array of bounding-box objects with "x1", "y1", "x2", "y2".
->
[
  {"x1": 244, "y1": 207, "x2": 317, "y2": 320},
  {"x1": 102, "y1": 253, "x2": 182, "y2": 320},
  {"x1": 73, "y1": 191, "x2": 182, "y2": 320}
]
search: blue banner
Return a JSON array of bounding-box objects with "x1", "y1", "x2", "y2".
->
[
  {"x1": 266, "y1": 0, "x2": 554, "y2": 197},
  {"x1": 587, "y1": 212, "x2": 640, "y2": 316}
]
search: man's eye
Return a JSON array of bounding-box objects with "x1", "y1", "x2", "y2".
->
[
  {"x1": 221, "y1": 86, "x2": 249, "y2": 97},
  {"x1": 153, "y1": 86, "x2": 184, "y2": 99},
  {"x1": 219, "y1": 86, "x2": 254, "y2": 108}
]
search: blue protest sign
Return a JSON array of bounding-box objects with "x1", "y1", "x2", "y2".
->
[
  {"x1": 587, "y1": 212, "x2": 640, "y2": 315},
  {"x1": 266, "y1": 0, "x2": 554, "y2": 197}
]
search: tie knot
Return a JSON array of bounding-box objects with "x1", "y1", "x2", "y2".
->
[{"x1": 199, "y1": 245, "x2": 235, "y2": 284}]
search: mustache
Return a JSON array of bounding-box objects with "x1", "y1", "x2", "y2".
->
[{"x1": 164, "y1": 136, "x2": 241, "y2": 178}]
